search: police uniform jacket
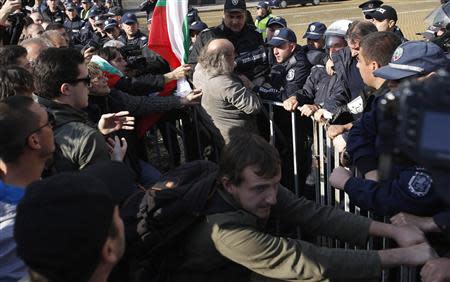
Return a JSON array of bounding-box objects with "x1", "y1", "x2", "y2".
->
[
  {"x1": 344, "y1": 166, "x2": 447, "y2": 217},
  {"x1": 346, "y1": 83, "x2": 390, "y2": 174},
  {"x1": 118, "y1": 30, "x2": 148, "y2": 49},
  {"x1": 64, "y1": 16, "x2": 85, "y2": 43},
  {"x1": 64, "y1": 16, "x2": 85, "y2": 33},
  {"x1": 253, "y1": 45, "x2": 312, "y2": 101},
  {"x1": 172, "y1": 184, "x2": 382, "y2": 282},
  {"x1": 188, "y1": 23, "x2": 265, "y2": 80},
  {"x1": 42, "y1": 7, "x2": 65, "y2": 23}
]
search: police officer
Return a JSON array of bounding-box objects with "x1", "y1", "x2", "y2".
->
[
  {"x1": 241, "y1": 28, "x2": 313, "y2": 193},
  {"x1": 42, "y1": 0, "x2": 65, "y2": 23},
  {"x1": 248, "y1": 28, "x2": 312, "y2": 102},
  {"x1": 79, "y1": 7, "x2": 102, "y2": 46},
  {"x1": 188, "y1": 0, "x2": 265, "y2": 80},
  {"x1": 254, "y1": 0, "x2": 274, "y2": 40},
  {"x1": 265, "y1": 16, "x2": 286, "y2": 42},
  {"x1": 64, "y1": 3, "x2": 85, "y2": 44},
  {"x1": 118, "y1": 12, "x2": 148, "y2": 49},
  {"x1": 302, "y1": 22, "x2": 327, "y2": 66},
  {"x1": 103, "y1": 18, "x2": 122, "y2": 41},
  {"x1": 80, "y1": 0, "x2": 93, "y2": 20},
  {"x1": 365, "y1": 5, "x2": 407, "y2": 42},
  {"x1": 358, "y1": 0, "x2": 383, "y2": 16}
]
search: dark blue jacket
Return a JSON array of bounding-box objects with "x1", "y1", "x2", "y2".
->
[
  {"x1": 344, "y1": 166, "x2": 447, "y2": 217},
  {"x1": 254, "y1": 44, "x2": 312, "y2": 101},
  {"x1": 346, "y1": 83, "x2": 391, "y2": 174}
]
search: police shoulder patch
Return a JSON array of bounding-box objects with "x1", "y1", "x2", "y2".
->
[
  {"x1": 407, "y1": 171, "x2": 432, "y2": 197},
  {"x1": 392, "y1": 47, "x2": 403, "y2": 62},
  {"x1": 286, "y1": 69, "x2": 295, "y2": 81}
]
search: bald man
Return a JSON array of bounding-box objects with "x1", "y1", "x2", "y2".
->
[{"x1": 193, "y1": 38, "x2": 262, "y2": 146}]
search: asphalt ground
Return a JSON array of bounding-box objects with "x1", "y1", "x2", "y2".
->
[{"x1": 197, "y1": 0, "x2": 442, "y2": 45}]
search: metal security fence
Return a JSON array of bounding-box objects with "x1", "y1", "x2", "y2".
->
[{"x1": 146, "y1": 102, "x2": 419, "y2": 282}]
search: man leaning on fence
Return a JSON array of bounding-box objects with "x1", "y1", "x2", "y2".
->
[{"x1": 166, "y1": 129, "x2": 436, "y2": 282}]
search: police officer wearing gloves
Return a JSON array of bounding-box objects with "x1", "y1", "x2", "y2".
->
[
  {"x1": 188, "y1": 0, "x2": 266, "y2": 81},
  {"x1": 118, "y1": 12, "x2": 148, "y2": 49},
  {"x1": 245, "y1": 28, "x2": 311, "y2": 103}
]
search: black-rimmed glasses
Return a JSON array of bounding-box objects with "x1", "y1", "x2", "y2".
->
[{"x1": 66, "y1": 75, "x2": 91, "y2": 86}]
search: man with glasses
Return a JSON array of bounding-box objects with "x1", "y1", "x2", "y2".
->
[
  {"x1": 33, "y1": 48, "x2": 133, "y2": 173},
  {"x1": 0, "y1": 96, "x2": 55, "y2": 281}
]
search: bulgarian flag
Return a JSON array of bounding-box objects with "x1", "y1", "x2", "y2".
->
[{"x1": 137, "y1": 0, "x2": 191, "y2": 137}]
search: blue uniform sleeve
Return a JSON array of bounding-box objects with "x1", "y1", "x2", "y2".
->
[
  {"x1": 344, "y1": 168, "x2": 443, "y2": 217},
  {"x1": 282, "y1": 63, "x2": 311, "y2": 100},
  {"x1": 433, "y1": 211, "x2": 450, "y2": 236},
  {"x1": 346, "y1": 96, "x2": 380, "y2": 175}
]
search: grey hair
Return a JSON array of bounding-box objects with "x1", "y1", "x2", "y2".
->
[
  {"x1": 198, "y1": 42, "x2": 234, "y2": 76},
  {"x1": 20, "y1": 37, "x2": 52, "y2": 48}
]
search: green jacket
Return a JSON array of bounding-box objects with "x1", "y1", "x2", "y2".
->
[
  {"x1": 255, "y1": 14, "x2": 275, "y2": 40},
  {"x1": 173, "y1": 185, "x2": 382, "y2": 282},
  {"x1": 37, "y1": 96, "x2": 110, "y2": 172}
]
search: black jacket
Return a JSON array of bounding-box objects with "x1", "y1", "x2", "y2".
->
[
  {"x1": 188, "y1": 23, "x2": 266, "y2": 80},
  {"x1": 254, "y1": 45, "x2": 312, "y2": 101},
  {"x1": 42, "y1": 7, "x2": 65, "y2": 23},
  {"x1": 118, "y1": 30, "x2": 148, "y2": 49}
]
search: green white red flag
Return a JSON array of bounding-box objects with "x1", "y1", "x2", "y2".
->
[{"x1": 137, "y1": 0, "x2": 191, "y2": 137}]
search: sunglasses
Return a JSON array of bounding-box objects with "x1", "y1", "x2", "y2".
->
[{"x1": 66, "y1": 75, "x2": 91, "y2": 86}]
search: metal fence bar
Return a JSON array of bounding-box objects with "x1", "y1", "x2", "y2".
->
[{"x1": 291, "y1": 111, "x2": 299, "y2": 198}]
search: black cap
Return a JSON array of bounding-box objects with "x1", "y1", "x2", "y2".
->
[
  {"x1": 224, "y1": 0, "x2": 246, "y2": 12},
  {"x1": 267, "y1": 27, "x2": 297, "y2": 46},
  {"x1": 365, "y1": 5, "x2": 398, "y2": 22},
  {"x1": 189, "y1": 21, "x2": 208, "y2": 32},
  {"x1": 267, "y1": 16, "x2": 287, "y2": 28},
  {"x1": 358, "y1": 0, "x2": 383, "y2": 13},
  {"x1": 106, "y1": 6, "x2": 123, "y2": 16}
]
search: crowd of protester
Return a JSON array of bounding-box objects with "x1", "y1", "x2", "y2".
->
[{"x1": 1, "y1": 0, "x2": 450, "y2": 281}]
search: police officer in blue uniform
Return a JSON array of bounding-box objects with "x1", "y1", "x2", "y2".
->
[
  {"x1": 358, "y1": 0, "x2": 383, "y2": 16},
  {"x1": 118, "y1": 13, "x2": 148, "y2": 49},
  {"x1": 250, "y1": 28, "x2": 312, "y2": 102},
  {"x1": 331, "y1": 41, "x2": 449, "y2": 217},
  {"x1": 64, "y1": 3, "x2": 85, "y2": 45},
  {"x1": 188, "y1": 0, "x2": 266, "y2": 80}
]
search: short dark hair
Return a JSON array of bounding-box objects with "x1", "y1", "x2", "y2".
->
[
  {"x1": 95, "y1": 47, "x2": 121, "y2": 62},
  {"x1": 346, "y1": 20, "x2": 378, "y2": 43},
  {"x1": 33, "y1": 48, "x2": 84, "y2": 99},
  {"x1": 0, "y1": 96, "x2": 38, "y2": 163},
  {"x1": 0, "y1": 66, "x2": 34, "y2": 100},
  {"x1": 219, "y1": 129, "x2": 281, "y2": 186},
  {"x1": 0, "y1": 45, "x2": 27, "y2": 66},
  {"x1": 360, "y1": 31, "x2": 402, "y2": 66}
]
